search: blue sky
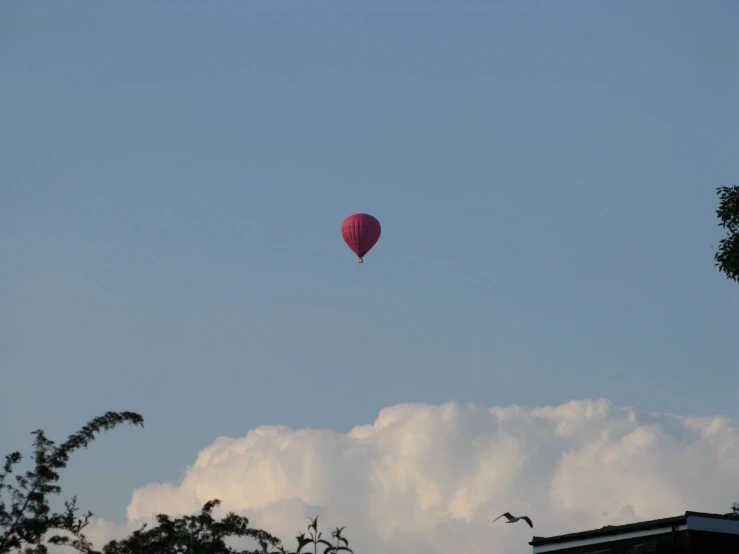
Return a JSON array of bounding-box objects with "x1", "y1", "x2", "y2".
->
[{"x1": 1, "y1": 1, "x2": 737, "y2": 525}]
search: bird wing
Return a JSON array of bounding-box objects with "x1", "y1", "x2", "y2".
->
[
  {"x1": 493, "y1": 512, "x2": 512, "y2": 522},
  {"x1": 521, "y1": 516, "x2": 533, "y2": 528}
]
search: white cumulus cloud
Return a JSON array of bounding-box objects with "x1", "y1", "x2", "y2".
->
[{"x1": 75, "y1": 399, "x2": 739, "y2": 554}]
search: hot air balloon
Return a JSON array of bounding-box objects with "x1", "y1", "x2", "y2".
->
[{"x1": 341, "y1": 213, "x2": 381, "y2": 263}]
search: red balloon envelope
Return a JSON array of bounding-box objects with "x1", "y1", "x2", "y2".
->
[{"x1": 341, "y1": 213, "x2": 381, "y2": 263}]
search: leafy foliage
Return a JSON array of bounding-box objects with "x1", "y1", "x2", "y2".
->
[
  {"x1": 283, "y1": 516, "x2": 353, "y2": 554},
  {"x1": 0, "y1": 411, "x2": 145, "y2": 554},
  {"x1": 94, "y1": 509, "x2": 352, "y2": 554},
  {"x1": 714, "y1": 185, "x2": 739, "y2": 282},
  {"x1": 1, "y1": 415, "x2": 353, "y2": 554},
  {"x1": 98, "y1": 499, "x2": 280, "y2": 554}
]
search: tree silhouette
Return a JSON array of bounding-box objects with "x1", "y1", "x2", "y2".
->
[
  {"x1": 1, "y1": 414, "x2": 353, "y2": 554},
  {"x1": 93, "y1": 509, "x2": 352, "y2": 554},
  {"x1": 97, "y1": 499, "x2": 280, "y2": 554},
  {"x1": 714, "y1": 185, "x2": 739, "y2": 282},
  {"x1": 0, "y1": 411, "x2": 144, "y2": 553}
]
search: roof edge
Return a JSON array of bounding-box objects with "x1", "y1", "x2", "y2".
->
[
  {"x1": 529, "y1": 513, "x2": 687, "y2": 546},
  {"x1": 530, "y1": 511, "x2": 739, "y2": 548}
]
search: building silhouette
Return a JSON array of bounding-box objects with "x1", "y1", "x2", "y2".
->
[{"x1": 529, "y1": 509, "x2": 739, "y2": 553}]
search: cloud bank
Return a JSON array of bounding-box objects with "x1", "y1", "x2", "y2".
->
[{"x1": 78, "y1": 399, "x2": 738, "y2": 554}]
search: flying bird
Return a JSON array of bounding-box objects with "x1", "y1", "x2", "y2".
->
[{"x1": 493, "y1": 512, "x2": 533, "y2": 528}]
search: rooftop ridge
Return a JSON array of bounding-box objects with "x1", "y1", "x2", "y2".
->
[{"x1": 530, "y1": 510, "x2": 739, "y2": 547}]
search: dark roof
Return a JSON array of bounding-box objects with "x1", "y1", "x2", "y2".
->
[{"x1": 529, "y1": 511, "x2": 739, "y2": 547}]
